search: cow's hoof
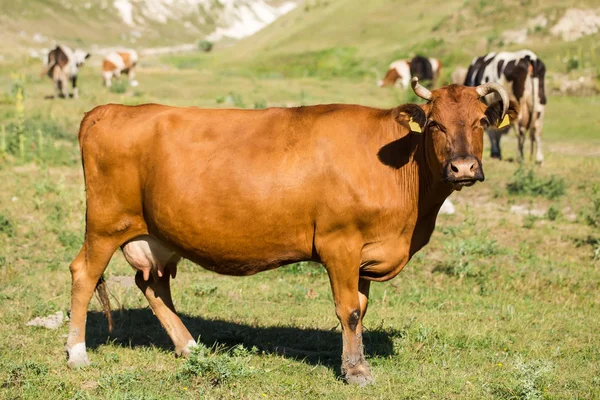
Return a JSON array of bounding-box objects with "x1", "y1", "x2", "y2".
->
[
  {"x1": 175, "y1": 340, "x2": 197, "y2": 358},
  {"x1": 344, "y1": 365, "x2": 375, "y2": 387},
  {"x1": 66, "y1": 343, "x2": 90, "y2": 368}
]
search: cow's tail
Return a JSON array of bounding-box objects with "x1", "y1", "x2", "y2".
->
[
  {"x1": 40, "y1": 63, "x2": 54, "y2": 79},
  {"x1": 95, "y1": 276, "x2": 114, "y2": 332}
]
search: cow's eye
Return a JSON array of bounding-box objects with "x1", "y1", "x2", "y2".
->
[{"x1": 428, "y1": 120, "x2": 445, "y2": 133}]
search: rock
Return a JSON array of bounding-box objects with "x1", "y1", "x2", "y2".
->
[
  {"x1": 439, "y1": 199, "x2": 456, "y2": 215},
  {"x1": 552, "y1": 74, "x2": 599, "y2": 96},
  {"x1": 510, "y1": 205, "x2": 546, "y2": 217},
  {"x1": 26, "y1": 311, "x2": 66, "y2": 330},
  {"x1": 551, "y1": 8, "x2": 600, "y2": 42}
]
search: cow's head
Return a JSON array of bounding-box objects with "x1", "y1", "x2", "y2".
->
[
  {"x1": 396, "y1": 78, "x2": 518, "y2": 190},
  {"x1": 73, "y1": 49, "x2": 91, "y2": 68}
]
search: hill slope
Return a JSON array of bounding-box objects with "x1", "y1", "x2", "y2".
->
[{"x1": 216, "y1": 0, "x2": 600, "y2": 81}]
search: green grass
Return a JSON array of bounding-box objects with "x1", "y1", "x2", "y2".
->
[{"x1": 0, "y1": 58, "x2": 599, "y2": 398}]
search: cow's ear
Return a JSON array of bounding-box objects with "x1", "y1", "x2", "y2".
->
[
  {"x1": 394, "y1": 104, "x2": 427, "y2": 133},
  {"x1": 485, "y1": 99, "x2": 519, "y2": 128}
]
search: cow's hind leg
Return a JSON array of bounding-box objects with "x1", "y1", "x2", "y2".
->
[
  {"x1": 66, "y1": 237, "x2": 120, "y2": 367},
  {"x1": 124, "y1": 236, "x2": 196, "y2": 357},
  {"x1": 530, "y1": 117, "x2": 544, "y2": 165}
]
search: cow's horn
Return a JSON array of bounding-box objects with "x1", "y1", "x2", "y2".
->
[
  {"x1": 411, "y1": 77, "x2": 432, "y2": 101},
  {"x1": 476, "y1": 82, "x2": 509, "y2": 118}
]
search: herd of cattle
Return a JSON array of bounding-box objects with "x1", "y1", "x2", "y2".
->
[
  {"x1": 40, "y1": 43, "x2": 546, "y2": 385},
  {"x1": 42, "y1": 45, "x2": 138, "y2": 99}
]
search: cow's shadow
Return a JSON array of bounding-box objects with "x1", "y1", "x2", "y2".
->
[{"x1": 85, "y1": 309, "x2": 397, "y2": 377}]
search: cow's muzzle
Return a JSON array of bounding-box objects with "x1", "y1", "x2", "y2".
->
[{"x1": 444, "y1": 156, "x2": 485, "y2": 190}]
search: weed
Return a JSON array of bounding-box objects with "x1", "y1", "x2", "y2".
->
[
  {"x1": 546, "y1": 204, "x2": 561, "y2": 221},
  {"x1": 580, "y1": 185, "x2": 600, "y2": 227},
  {"x1": 565, "y1": 57, "x2": 579, "y2": 72},
  {"x1": 109, "y1": 80, "x2": 127, "y2": 94},
  {"x1": 572, "y1": 236, "x2": 600, "y2": 260},
  {"x1": 513, "y1": 357, "x2": 553, "y2": 400},
  {"x1": 507, "y1": 167, "x2": 565, "y2": 199},
  {"x1": 253, "y1": 99, "x2": 267, "y2": 109},
  {"x1": 178, "y1": 343, "x2": 256, "y2": 385},
  {"x1": 198, "y1": 40, "x2": 214, "y2": 53},
  {"x1": 0, "y1": 213, "x2": 15, "y2": 237},
  {"x1": 523, "y1": 214, "x2": 538, "y2": 229}
]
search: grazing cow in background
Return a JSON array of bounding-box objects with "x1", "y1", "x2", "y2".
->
[
  {"x1": 102, "y1": 50, "x2": 139, "y2": 88},
  {"x1": 378, "y1": 56, "x2": 442, "y2": 88},
  {"x1": 43, "y1": 45, "x2": 90, "y2": 99},
  {"x1": 66, "y1": 78, "x2": 516, "y2": 386},
  {"x1": 464, "y1": 49, "x2": 547, "y2": 163}
]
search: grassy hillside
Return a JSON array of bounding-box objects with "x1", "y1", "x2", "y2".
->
[{"x1": 208, "y1": 0, "x2": 600, "y2": 83}]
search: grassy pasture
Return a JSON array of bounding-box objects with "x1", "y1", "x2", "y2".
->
[{"x1": 1, "y1": 44, "x2": 600, "y2": 400}]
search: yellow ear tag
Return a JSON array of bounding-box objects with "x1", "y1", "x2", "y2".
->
[
  {"x1": 498, "y1": 114, "x2": 510, "y2": 129},
  {"x1": 409, "y1": 118, "x2": 422, "y2": 133}
]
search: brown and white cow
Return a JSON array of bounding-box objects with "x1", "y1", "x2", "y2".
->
[
  {"x1": 43, "y1": 45, "x2": 90, "y2": 99},
  {"x1": 378, "y1": 56, "x2": 442, "y2": 89},
  {"x1": 102, "y1": 50, "x2": 139, "y2": 88},
  {"x1": 66, "y1": 79, "x2": 516, "y2": 386}
]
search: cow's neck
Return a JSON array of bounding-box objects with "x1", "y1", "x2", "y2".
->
[
  {"x1": 403, "y1": 132, "x2": 452, "y2": 211},
  {"x1": 405, "y1": 133, "x2": 453, "y2": 255}
]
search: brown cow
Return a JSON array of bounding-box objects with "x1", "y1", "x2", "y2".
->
[
  {"x1": 66, "y1": 79, "x2": 517, "y2": 386},
  {"x1": 102, "y1": 50, "x2": 139, "y2": 88}
]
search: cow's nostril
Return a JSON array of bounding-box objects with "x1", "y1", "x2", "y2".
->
[
  {"x1": 470, "y1": 163, "x2": 475, "y2": 171},
  {"x1": 450, "y1": 164, "x2": 459, "y2": 173}
]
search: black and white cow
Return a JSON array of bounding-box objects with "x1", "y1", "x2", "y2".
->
[
  {"x1": 378, "y1": 56, "x2": 442, "y2": 89},
  {"x1": 43, "y1": 45, "x2": 90, "y2": 99},
  {"x1": 464, "y1": 50, "x2": 547, "y2": 163}
]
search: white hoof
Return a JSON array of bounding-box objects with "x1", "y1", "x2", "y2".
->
[
  {"x1": 66, "y1": 342, "x2": 90, "y2": 368},
  {"x1": 177, "y1": 339, "x2": 197, "y2": 358},
  {"x1": 130, "y1": 80, "x2": 139, "y2": 87}
]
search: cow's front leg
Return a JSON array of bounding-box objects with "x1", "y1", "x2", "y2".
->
[{"x1": 327, "y1": 264, "x2": 374, "y2": 386}]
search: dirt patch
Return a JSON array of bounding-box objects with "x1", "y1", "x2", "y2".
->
[
  {"x1": 510, "y1": 204, "x2": 546, "y2": 217},
  {"x1": 26, "y1": 311, "x2": 66, "y2": 330}
]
